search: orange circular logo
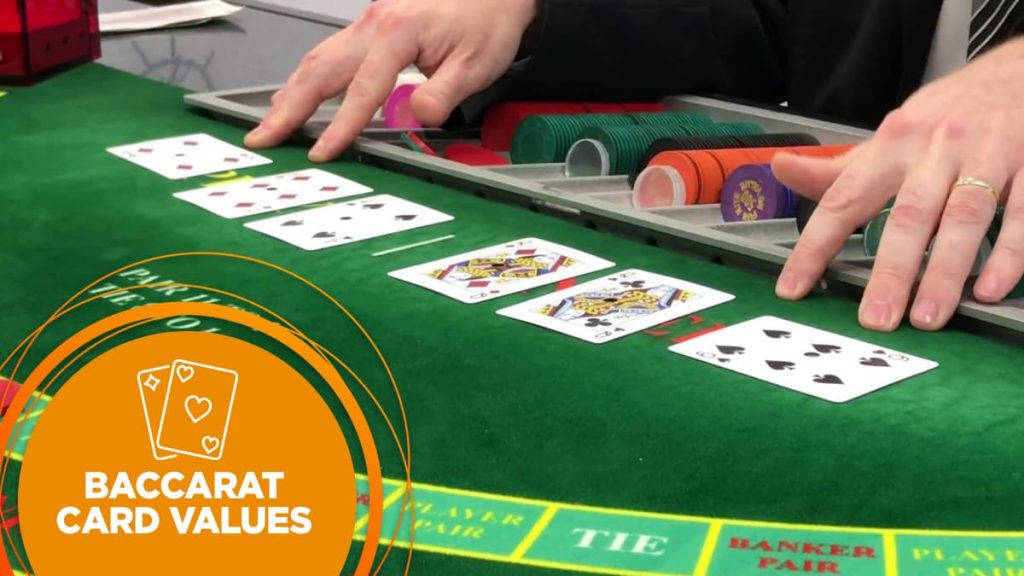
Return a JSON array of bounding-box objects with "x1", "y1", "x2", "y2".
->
[{"x1": 18, "y1": 331, "x2": 357, "y2": 575}]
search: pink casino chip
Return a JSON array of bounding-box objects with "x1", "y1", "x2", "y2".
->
[{"x1": 384, "y1": 84, "x2": 422, "y2": 130}]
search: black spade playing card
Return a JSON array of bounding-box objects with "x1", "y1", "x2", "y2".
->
[
  {"x1": 670, "y1": 316, "x2": 938, "y2": 403},
  {"x1": 245, "y1": 194, "x2": 454, "y2": 251}
]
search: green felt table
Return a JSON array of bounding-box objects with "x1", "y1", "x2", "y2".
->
[{"x1": 2, "y1": 64, "x2": 1024, "y2": 576}]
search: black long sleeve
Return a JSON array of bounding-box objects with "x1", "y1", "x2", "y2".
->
[
  {"x1": 456, "y1": 0, "x2": 951, "y2": 129},
  {"x1": 505, "y1": 0, "x2": 786, "y2": 104},
  {"x1": 453, "y1": 0, "x2": 786, "y2": 125}
]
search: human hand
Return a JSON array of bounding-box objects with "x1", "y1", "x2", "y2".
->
[
  {"x1": 772, "y1": 37, "x2": 1024, "y2": 331},
  {"x1": 244, "y1": 0, "x2": 537, "y2": 161}
]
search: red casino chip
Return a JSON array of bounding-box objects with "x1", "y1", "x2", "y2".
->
[
  {"x1": 481, "y1": 102, "x2": 587, "y2": 151},
  {"x1": 443, "y1": 143, "x2": 510, "y2": 166}
]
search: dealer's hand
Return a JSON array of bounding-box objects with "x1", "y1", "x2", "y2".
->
[
  {"x1": 245, "y1": 0, "x2": 537, "y2": 161},
  {"x1": 772, "y1": 37, "x2": 1024, "y2": 332}
]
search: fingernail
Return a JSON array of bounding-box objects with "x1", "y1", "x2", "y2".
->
[
  {"x1": 776, "y1": 272, "x2": 806, "y2": 298},
  {"x1": 309, "y1": 141, "x2": 329, "y2": 162},
  {"x1": 911, "y1": 299, "x2": 939, "y2": 326},
  {"x1": 975, "y1": 276, "x2": 1001, "y2": 300},
  {"x1": 247, "y1": 124, "x2": 264, "y2": 138},
  {"x1": 860, "y1": 299, "x2": 893, "y2": 329}
]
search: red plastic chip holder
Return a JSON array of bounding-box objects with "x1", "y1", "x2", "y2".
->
[{"x1": 0, "y1": 0, "x2": 100, "y2": 83}]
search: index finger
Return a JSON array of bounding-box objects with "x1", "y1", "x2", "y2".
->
[
  {"x1": 245, "y1": 30, "x2": 367, "y2": 150},
  {"x1": 776, "y1": 150, "x2": 902, "y2": 300},
  {"x1": 309, "y1": 34, "x2": 418, "y2": 162}
]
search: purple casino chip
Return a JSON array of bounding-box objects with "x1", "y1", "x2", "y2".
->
[{"x1": 720, "y1": 163, "x2": 789, "y2": 222}]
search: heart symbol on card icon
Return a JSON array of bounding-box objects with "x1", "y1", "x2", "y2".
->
[
  {"x1": 185, "y1": 395, "x2": 213, "y2": 423},
  {"x1": 176, "y1": 364, "x2": 195, "y2": 383},
  {"x1": 201, "y1": 435, "x2": 221, "y2": 455}
]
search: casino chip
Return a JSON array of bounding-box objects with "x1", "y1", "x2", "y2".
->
[
  {"x1": 720, "y1": 164, "x2": 798, "y2": 222},
  {"x1": 863, "y1": 207, "x2": 998, "y2": 279},
  {"x1": 634, "y1": 145, "x2": 851, "y2": 210},
  {"x1": 383, "y1": 84, "x2": 422, "y2": 130},
  {"x1": 795, "y1": 196, "x2": 817, "y2": 234},
  {"x1": 861, "y1": 208, "x2": 889, "y2": 257},
  {"x1": 442, "y1": 143, "x2": 510, "y2": 166}
]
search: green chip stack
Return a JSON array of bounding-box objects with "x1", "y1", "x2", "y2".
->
[
  {"x1": 574, "y1": 122, "x2": 766, "y2": 176},
  {"x1": 862, "y1": 206, "x2": 1024, "y2": 299},
  {"x1": 509, "y1": 110, "x2": 715, "y2": 164}
]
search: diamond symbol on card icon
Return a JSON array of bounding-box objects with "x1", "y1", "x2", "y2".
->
[
  {"x1": 515, "y1": 249, "x2": 537, "y2": 256},
  {"x1": 138, "y1": 147, "x2": 153, "y2": 153},
  {"x1": 141, "y1": 374, "x2": 161, "y2": 391},
  {"x1": 292, "y1": 176, "x2": 311, "y2": 181},
  {"x1": 320, "y1": 186, "x2": 338, "y2": 192},
  {"x1": 177, "y1": 164, "x2": 193, "y2": 171},
  {"x1": 223, "y1": 157, "x2": 239, "y2": 163},
  {"x1": 234, "y1": 202, "x2": 255, "y2": 208},
  {"x1": 278, "y1": 194, "x2": 297, "y2": 200},
  {"x1": 251, "y1": 183, "x2": 270, "y2": 189},
  {"x1": 208, "y1": 191, "x2": 228, "y2": 197},
  {"x1": 468, "y1": 280, "x2": 490, "y2": 288},
  {"x1": 183, "y1": 141, "x2": 199, "y2": 146}
]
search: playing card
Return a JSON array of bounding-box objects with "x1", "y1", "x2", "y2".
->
[
  {"x1": 136, "y1": 365, "x2": 177, "y2": 461},
  {"x1": 497, "y1": 269, "x2": 734, "y2": 344},
  {"x1": 107, "y1": 133, "x2": 272, "y2": 179},
  {"x1": 388, "y1": 238, "x2": 616, "y2": 303},
  {"x1": 155, "y1": 360, "x2": 238, "y2": 461},
  {"x1": 244, "y1": 194, "x2": 454, "y2": 251},
  {"x1": 173, "y1": 169, "x2": 373, "y2": 219},
  {"x1": 668, "y1": 316, "x2": 938, "y2": 402}
]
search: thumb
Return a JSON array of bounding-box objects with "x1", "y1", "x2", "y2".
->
[
  {"x1": 410, "y1": 59, "x2": 481, "y2": 127},
  {"x1": 771, "y1": 151, "x2": 850, "y2": 201}
]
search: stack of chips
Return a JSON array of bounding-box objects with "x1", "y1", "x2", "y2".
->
[
  {"x1": 564, "y1": 122, "x2": 766, "y2": 177},
  {"x1": 634, "y1": 133, "x2": 821, "y2": 183},
  {"x1": 719, "y1": 164, "x2": 799, "y2": 222},
  {"x1": 481, "y1": 101, "x2": 664, "y2": 151},
  {"x1": 509, "y1": 111, "x2": 715, "y2": 165},
  {"x1": 442, "y1": 143, "x2": 510, "y2": 166},
  {"x1": 632, "y1": 144, "x2": 853, "y2": 209},
  {"x1": 862, "y1": 207, "x2": 1005, "y2": 281}
]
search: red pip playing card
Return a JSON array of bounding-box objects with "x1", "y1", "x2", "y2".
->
[{"x1": 107, "y1": 133, "x2": 272, "y2": 179}]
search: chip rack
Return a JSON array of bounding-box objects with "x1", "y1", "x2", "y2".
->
[{"x1": 184, "y1": 87, "x2": 1024, "y2": 337}]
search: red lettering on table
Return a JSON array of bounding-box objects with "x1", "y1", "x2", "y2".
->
[{"x1": 731, "y1": 537, "x2": 751, "y2": 550}]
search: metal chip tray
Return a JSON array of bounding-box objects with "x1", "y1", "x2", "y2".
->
[{"x1": 185, "y1": 87, "x2": 1024, "y2": 336}]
